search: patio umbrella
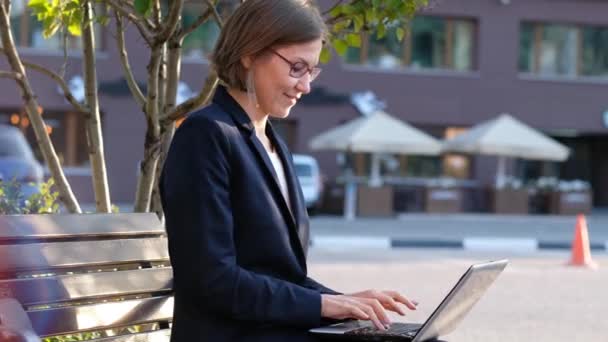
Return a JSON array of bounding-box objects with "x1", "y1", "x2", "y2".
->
[
  {"x1": 309, "y1": 110, "x2": 442, "y2": 219},
  {"x1": 442, "y1": 113, "x2": 570, "y2": 187},
  {"x1": 310, "y1": 110, "x2": 442, "y2": 186}
]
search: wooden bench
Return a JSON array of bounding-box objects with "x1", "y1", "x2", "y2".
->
[{"x1": 0, "y1": 213, "x2": 173, "y2": 341}]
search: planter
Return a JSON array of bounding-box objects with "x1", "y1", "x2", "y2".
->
[
  {"x1": 425, "y1": 187, "x2": 462, "y2": 213},
  {"x1": 549, "y1": 190, "x2": 592, "y2": 215},
  {"x1": 357, "y1": 185, "x2": 394, "y2": 217},
  {"x1": 491, "y1": 188, "x2": 529, "y2": 214},
  {"x1": 320, "y1": 182, "x2": 344, "y2": 215}
]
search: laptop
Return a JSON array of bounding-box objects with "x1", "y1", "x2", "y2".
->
[{"x1": 309, "y1": 259, "x2": 509, "y2": 341}]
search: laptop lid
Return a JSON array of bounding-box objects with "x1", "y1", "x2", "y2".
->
[{"x1": 412, "y1": 259, "x2": 509, "y2": 342}]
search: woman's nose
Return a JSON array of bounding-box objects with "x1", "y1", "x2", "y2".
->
[{"x1": 296, "y1": 76, "x2": 312, "y2": 94}]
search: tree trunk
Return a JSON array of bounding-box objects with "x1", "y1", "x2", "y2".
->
[
  {"x1": 151, "y1": 37, "x2": 182, "y2": 219},
  {"x1": 82, "y1": 0, "x2": 112, "y2": 213},
  {"x1": 0, "y1": 3, "x2": 81, "y2": 213},
  {"x1": 133, "y1": 46, "x2": 162, "y2": 212}
]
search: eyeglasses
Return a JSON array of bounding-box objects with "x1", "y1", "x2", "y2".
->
[{"x1": 269, "y1": 49, "x2": 322, "y2": 81}]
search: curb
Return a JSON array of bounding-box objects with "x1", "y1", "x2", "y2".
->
[{"x1": 310, "y1": 236, "x2": 608, "y2": 253}]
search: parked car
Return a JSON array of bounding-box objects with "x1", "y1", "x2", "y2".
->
[
  {"x1": 293, "y1": 154, "x2": 323, "y2": 213},
  {"x1": 0, "y1": 124, "x2": 43, "y2": 197}
]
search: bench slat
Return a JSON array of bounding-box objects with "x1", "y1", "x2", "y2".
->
[
  {"x1": 29, "y1": 296, "x2": 173, "y2": 337},
  {"x1": 0, "y1": 213, "x2": 164, "y2": 240},
  {"x1": 0, "y1": 238, "x2": 169, "y2": 273},
  {"x1": 0, "y1": 268, "x2": 173, "y2": 306},
  {"x1": 94, "y1": 329, "x2": 171, "y2": 342}
]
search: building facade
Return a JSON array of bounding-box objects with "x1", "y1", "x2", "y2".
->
[{"x1": 1, "y1": 0, "x2": 607, "y2": 208}]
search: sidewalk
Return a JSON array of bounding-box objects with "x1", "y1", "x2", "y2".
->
[{"x1": 309, "y1": 213, "x2": 608, "y2": 253}]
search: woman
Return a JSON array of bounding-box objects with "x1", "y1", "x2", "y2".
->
[{"x1": 160, "y1": 1, "x2": 417, "y2": 341}]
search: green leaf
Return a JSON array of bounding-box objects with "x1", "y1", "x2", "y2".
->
[
  {"x1": 396, "y1": 27, "x2": 405, "y2": 41},
  {"x1": 134, "y1": 0, "x2": 152, "y2": 16},
  {"x1": 65, "y1": 1, "x2": 80, "y2": 11},
  {"x1": 353, "y1": 15, "x2": 364, "y2": 32},
  {"x1": 332, "y1": 39, "x2": 348, "y2": 56},
  {"x1": 67, "y1": 9, "x2": 83, "y2": 36},
  {"x1": 28, "y1": 0, "x2": 49, "y2": 13},
  {"x1": 319, "y1": 47, "x2": 332, "y2": 64},
  {"x1": 329, "y1": 4, "x2": 345, "y2": 17},
  {"x1": 42, "y1": 17, "x2": 60, "y2": 38},
  {"x1": 332, "y1": 19, "x2": 352, "y2": 33},
  {"x1": 346, "y1": 33, "x2": 361, "y2": 48},
  {"x1": 376, "y1": 23, "x2": 386, "y2": 39}
]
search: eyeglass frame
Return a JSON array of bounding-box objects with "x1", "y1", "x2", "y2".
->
[{"x1": 269, "y1": 49, "x2": 322, "y2": 81}]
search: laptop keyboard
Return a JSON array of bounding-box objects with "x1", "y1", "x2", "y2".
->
[{"x1": 344, "y1": 323, "x2": 420, "y2": 340}]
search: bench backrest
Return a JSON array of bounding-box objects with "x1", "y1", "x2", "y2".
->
[{"x1": 0, "y1": 213, "x2": 173, "y2": 341}]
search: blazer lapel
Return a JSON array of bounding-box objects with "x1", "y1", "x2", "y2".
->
[
  {"x1": 267, "y1": 123, "x2": 302, "y2": 230},
  {"x1": 247, "y1": 130, "x2": 296, "y2": 220},
  {"x1": 248, "y1": 129, "x2": 307, "y2": 268},
  {"x1": 267, "y1": 123, "x2": 309, "y2": 260}
]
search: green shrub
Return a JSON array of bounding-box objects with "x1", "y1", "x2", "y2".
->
[{"x1": 0, "y1": 178, "x2": 60, "y2": 215}]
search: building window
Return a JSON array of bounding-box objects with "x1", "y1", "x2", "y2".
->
[
  {"x1": 442, "y1": 127, "x2": 470, "y2": 179},
  {"x1": 8, "y1": 0, "x2": 104, "y2": 51},
  {"x1": 520, "y1": 22, "x2": 608, "y2": 78},
  {"x1": 344, "y1": 16, "x2": 477, "y2": 72},
  {"x1": 0, "y1": 109, "x2": 89, "y2": 166},
  {"x1": 581, "y1": 27, "x2": 608, "y2": 77}
]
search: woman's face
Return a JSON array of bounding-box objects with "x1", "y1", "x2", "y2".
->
[{"x1": 247, "y1": 38, "x2": 323, "y2": 118}]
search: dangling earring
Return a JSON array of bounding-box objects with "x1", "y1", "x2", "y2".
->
[{"x1": 246, "y1": 70, "x2": 260, "y2": 110}]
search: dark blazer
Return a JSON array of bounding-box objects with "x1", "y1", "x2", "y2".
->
[{"x1": 160, "y1": 85, "x2": 340, "y2": 342}]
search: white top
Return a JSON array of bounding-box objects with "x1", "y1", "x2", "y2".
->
[{"x1": 266, "y1": 148, "x2": 292, "y2": 215}]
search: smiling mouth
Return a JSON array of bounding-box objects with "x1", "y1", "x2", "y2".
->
[{"x1": 285, "y1": 93, "x2": 299, "y2": 101}]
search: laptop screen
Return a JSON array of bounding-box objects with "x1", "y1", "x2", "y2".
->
[{"x1": 414, "y1": 260, "x2": 508, "y2": 341}]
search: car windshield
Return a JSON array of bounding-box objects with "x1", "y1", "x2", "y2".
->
[
  {"x1": 294, "y1": 163, "x2": 313, "y2": 177},
  {"x1": 0, "y1": 132, "x2": 33, "y2": 158}
]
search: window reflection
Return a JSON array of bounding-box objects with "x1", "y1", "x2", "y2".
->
[{"x1": 344, "y1": 16, "x2": 476, "y2": 72}]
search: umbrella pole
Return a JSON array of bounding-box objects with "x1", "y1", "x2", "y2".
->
[
  {"x1": 343, "y1": 169, "x2": 357, "y2": 220},
  {"x1": 369, "y1": 153, "x2": 382, "y2": 187},
  {"x1": 496, "y1": 156, "x2": 507, "y2": 189}
]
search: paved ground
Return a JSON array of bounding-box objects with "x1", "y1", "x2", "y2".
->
[{"x1": 307, "y1": 248, "x2": 608, "y2": 342}]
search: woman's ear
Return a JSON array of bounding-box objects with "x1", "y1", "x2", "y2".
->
[{"x1": 241, "y1": 55, "x2": 253, "y2": 70}]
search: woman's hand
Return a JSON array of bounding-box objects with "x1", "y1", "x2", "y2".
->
[
  {"x1": 348, "y1": 289, "x2": 418, "y2": 315},
  {"x1": 320, "y1": 291, "x2": 418, "y2": 331}
]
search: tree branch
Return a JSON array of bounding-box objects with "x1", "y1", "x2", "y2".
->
[
  {"x1": 106, "y1": 0, "x2": 153, "y2": 45},
  {"x1": 161, "y1": 70, "x2": 219, "y2": 123},
  {"x1": 24, "y1": 61, "x2": 89, "y2": 113},
  {"x1": 178, "y1": 6, "x2": 213, "y2": 40},
  {"x1": 323, "y1": 0, "x2": 346, "y2": 16},
  {"x1": 115, "y1": 13, "x2": 146, "y2": 109},
  {"x1": 0, "y1": 70, "x2": 22, "y2": 81},
  {"x1": 0, "y1": 48, "x2": 88, "y2": 113},
  {"x1": 117, "y1": 0, "x2": 157, "y2": 30},
  {"x1": 205, "y1": 0, "x2": 223, "y2": 28},
  {"x1": 155, "y1": 0, "x2": 183, "y2": 45}
]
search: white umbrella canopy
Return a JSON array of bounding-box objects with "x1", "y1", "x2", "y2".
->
[
  {"x1": 442, "y1": 113, "x2": 570, "y2": 161},
  {"x1": 442, "y1": 113, "x2": 570, "y2": 188},
  {"x1": 309, "y1": 110, "x2": 442, "y2": 219},
  {"x1": 309, "y1": 110, "x2": 442, "y2": 155}
]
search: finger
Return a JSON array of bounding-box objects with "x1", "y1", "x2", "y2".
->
[
  {"x1": 356, "y1": 302, "x2": 386, "y2": 331},
  {"x1": 364, "y1": 298, "x2": 392, "y2": 327},
  {"x1": 392, "y1": 292, "x2": 418, "y2": 310},
  {"x1": 348, "y1": 305, "x2": 370, "y2": 321},
  {"x1": 380, "y1": 296, "x2": 406, "y2": 316}
]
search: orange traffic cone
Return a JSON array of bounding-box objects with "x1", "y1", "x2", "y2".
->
[{"x1": 568, "y1": 214, "x2": 598, "y2": 269}]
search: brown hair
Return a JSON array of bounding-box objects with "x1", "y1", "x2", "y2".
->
[{"x1": 211, "y1": 0, "x2": 327, "y2": 91}]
